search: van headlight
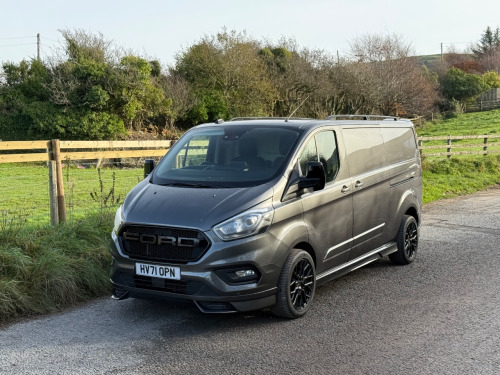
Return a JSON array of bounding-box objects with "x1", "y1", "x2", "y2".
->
[
  {"x1": 112, "y1": 205, "x2": 124, "y2": 235},
  {"x1": 213, "y1": 207, "x2": 274, "y2": 241}
]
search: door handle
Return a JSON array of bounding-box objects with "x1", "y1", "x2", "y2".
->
[
  {"x1": 341, "y1": 186, "x2": 350, "y2": 194},
  {"x1": 355, "y1": 181, "x2": 363, "y2": 188}
]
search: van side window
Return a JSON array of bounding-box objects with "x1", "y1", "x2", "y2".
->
[
  {"x1": 343, "y1": 128, "x2": 386, "y2": 176},
  {"x1": 316, "y1": 131, "x2": 339, "y2": 183},
  {"x1": 381, "y1": 127, "x2": 417, "y2": 164},
  {"x1": 299, "y1": 131, "x2": 339, "y2": 183},
  {"x1": 299, "y1": 138, "x2": 318, "y2": 174}
]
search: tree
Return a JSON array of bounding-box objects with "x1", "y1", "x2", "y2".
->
[
  {"x1": 472, "y1": 26, "x2": 500, "y2": 73},
  {"x1": 472, "y1": 26, "x2": 500, "y2": 58},
  {"x1": 259, "y1": 40, "x2": 331, "y2": 118},
  {"x1": 342, "y1": 33, "x2": 438, "y2": 116},
  {"x1": 440, "y1": 67, "x2": 490, "y2": 102},
  {"x1": 482, "y1": 70, "x2": 500, "y2": 88},
  {"x1": 0, "y1": 58, "x2": 127, "y2": 141},
  {"x1": 470, "y1": 26, "x2": 500, "y2": 73},
  {"x1": 156, "y1": 70, "x2": 195, "y2": 131},
  {"x1": 174, "y1": 30, "x2": 275, "y2": 124},
  {"x1": 444, "y1": 45, "x2": 480, "y2": 73},
  {"x1": 0, "y1": 29, "x2": 174, "y2": 140}
]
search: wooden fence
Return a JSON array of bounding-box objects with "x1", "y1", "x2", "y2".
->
[
  {"x1": 0, "y1": 140, "x2": 174, "y2": 164},
  {"x1": 3, "y1": 136, "x2": 499, "y2": 164},
  {"x1": 1, "y1": 136, "x2": 499, "y2": 225},
  {"x1": 0, "y1": 139, "x2": 173, "y2": 225},
  {"x1": 417, "y1": 134, "x2": 500, "y2": 157},
  {"x1": 465, "y1": 99, "x2": 500, "y2": 113}
]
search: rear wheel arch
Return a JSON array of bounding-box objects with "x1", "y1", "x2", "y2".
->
[{"x1": 404, "y1": 206, "x2": 420, "y2": 225}]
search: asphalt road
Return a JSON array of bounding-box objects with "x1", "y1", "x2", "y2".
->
[{"x1": 1, "y1": 188, "x2": 499, "y2": 375}]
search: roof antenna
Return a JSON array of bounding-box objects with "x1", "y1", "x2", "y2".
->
[{"x1": 286, "y1": 95, "x2": 310, "y2": 122}]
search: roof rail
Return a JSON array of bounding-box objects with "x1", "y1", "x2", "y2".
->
[
  {"x1": 325, "y1": 114, "x2": 399, "y2": 121},
  {"x1": 229, "y1": 117, "x2": 286, "y2": 121},
  {"x1": 228, "y1": 117, "x2": 312, "y2": 122}
]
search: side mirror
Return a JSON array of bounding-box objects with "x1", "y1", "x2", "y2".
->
[
  {"x1": 144, "y1": 159, "x2": 155, "y2": 179},
  {"x1": 298, "y1": 161, "x2": 325, "y2": 191}
]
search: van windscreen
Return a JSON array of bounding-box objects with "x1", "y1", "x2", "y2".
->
[{"x1": 152, "y1": 126, "x2": 300, "y2": 188}]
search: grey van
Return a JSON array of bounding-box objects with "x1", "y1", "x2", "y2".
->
[{"x1": 110, "y1": 116, "x2": 422, "y2": 318}]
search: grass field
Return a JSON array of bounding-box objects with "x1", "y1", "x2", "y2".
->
[
  {"x1": 416, "y1": 109, "x2": 500, "y2": 203},
  {"x1": 417, "y1": 109, "x2": 500, "y2": 136},
  {"x1": 416, "y1": 109, "x2": 500, "y2": 157},
  {"x1": 0, "y1": 163, "x2": 143, "y2": 228}
]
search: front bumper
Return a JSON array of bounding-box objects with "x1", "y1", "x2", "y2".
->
[{"x1": 109, "y1": 230, "x2": 283, "y2": 313}]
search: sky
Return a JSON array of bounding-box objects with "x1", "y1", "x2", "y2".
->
[{"x1": 1, "y1": 0, "x2": 500, "y2": 67}]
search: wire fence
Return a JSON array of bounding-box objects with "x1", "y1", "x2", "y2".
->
[
  {"x1": 0, "y1": 160, "x2": 147, "y2": 230},
  {"x1": 0, "y1": 164, "x2": 50, "y2": 228},
  {"x1": 0, "y1": 139, "x2": 171, "y2": 229}
]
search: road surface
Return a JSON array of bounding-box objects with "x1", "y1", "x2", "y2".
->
[{"x1": 1, "y1": 187, "x2": 499, "y2": 374}]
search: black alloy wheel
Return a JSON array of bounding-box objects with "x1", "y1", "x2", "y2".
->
[
  {"x1": 290, "y1": 258, "x2": 315, "y2": 310},
  {"x1": 390, "y1": 215, "x2": 419, "y2": 265},
  {"x1": 404, "y1": 220, "x2": 418, "y2": 260},
  {"x1": 272, "y1": 249, "x2": 316, "y2": 318}
]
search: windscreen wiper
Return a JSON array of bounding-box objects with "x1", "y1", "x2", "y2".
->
[{"x1": 158, "y1": 182, "x2": 232, "y2": 188}]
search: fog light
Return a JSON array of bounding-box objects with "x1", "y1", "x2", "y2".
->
[
  {"x1": 235, "y1": 269, "x2": 256, "y2": 278},
  {"x1": 215, "y1": 266, "x2": 261, "y2": 285}
]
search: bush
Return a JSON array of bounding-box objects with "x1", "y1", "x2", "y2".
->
[
  {"x1": 0, "y1": 212, "x2": 113, "y2": 321},
  {"x1": 440, "y1": 67, "x2": 490, "y2": 102}
]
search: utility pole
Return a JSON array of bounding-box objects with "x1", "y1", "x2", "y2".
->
[
  {"x1": 440, "y1": 42, "x2": 443, "y2": 61},
  {"x1": 37, "y1": 33, "x2": 40, "y2": 60}
]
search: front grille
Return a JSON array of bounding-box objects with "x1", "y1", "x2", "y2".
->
[{"x1": 120, "y1": 225, "x2": 210, "y2": 263}]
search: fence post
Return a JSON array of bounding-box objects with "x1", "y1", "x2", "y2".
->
[
  {"x1": 447, "y1": 135, "x2": 451, "y2": 158},
  {"x1": 47, "y1": 141, "x2": 59, "y2": 225},
  {"x1": 417, "y1": 139, "x2": 422, "y2": 157},
  {"x1": 484, "y1": 135, "x2": 488, "y2": 156},
  {"x1": 51, "y1": 139, "x2": 66, "y2": 223},
  {"x1": 48, "y1": 161, "x2": 59, "y2": 225}
]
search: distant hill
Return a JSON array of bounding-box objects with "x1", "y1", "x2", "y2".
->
[
  {"x1": 417, "y1": 53, "x2": 476, "y2": 69},
  {"x1": 417, "y1": 54, "x2": 442, "y2": 68}
]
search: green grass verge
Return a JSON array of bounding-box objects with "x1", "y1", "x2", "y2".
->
[
  {"x1": 422, "y1": 155, "x2": 500, "y2": 203},
  {"x1": 0, "y1": 212, "x2": 113, "y2": 322},
  {"x1": 417, "y1": 109, "x2": 500, "y2": 136},
  {"x1": 417, "y1": 109, "x2": 500, "y2": 203}
]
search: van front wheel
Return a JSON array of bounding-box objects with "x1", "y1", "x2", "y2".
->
[
  {"x1": 271, "y1": 249, "x2": 316, "y2": 319},
  {"x1": 389, "y1": 215, "x2": 418, "y2": 265}
]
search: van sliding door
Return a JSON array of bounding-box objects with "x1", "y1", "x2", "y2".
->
[{"x1": 342, "y1": 127, "x2": 390, "y2": 260}]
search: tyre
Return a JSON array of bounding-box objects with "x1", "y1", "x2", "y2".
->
[
  {"x1": 271, "y1": 249, "x2": 316, "y2": 319},
  {"x1": 389, "y1": 215, "x2": 418, "y2": 265}
]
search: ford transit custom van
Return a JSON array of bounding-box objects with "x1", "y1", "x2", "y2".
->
[{"x1": 110, "y1": 116, "x2": 422, "y2": 318}]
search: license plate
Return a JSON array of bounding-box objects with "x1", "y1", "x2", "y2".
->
[{"x1": 135, "y1": 262, "x2": 181, "y2": 280}]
